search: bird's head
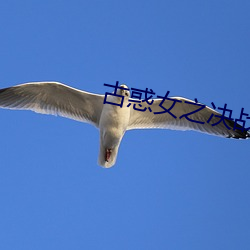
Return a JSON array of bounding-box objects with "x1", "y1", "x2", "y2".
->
[{"x1": 119, "y1": 84, "x2": 130, "y2": 98}]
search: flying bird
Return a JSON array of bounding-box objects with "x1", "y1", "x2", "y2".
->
[{"x1": 0, "y1": 82, "x2": 249, "y2": 168}]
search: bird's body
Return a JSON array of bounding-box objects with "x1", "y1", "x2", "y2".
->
[
  {"x1": 0, "y1": 81, "x2": 249, "y2": 168},
  {"x1": 98, "y1": 93, "x2": 130, "y2": 167}
]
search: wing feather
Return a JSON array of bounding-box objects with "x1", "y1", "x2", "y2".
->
[
  {"x1": 128, "y1": 97, "x2": 249, "y2": 139},
  {"x1": 0, "y1": 82, "x2": 104, "y2": 127}
]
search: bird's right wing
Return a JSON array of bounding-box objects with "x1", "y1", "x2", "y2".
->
[{"x1": 0, "y1": 82, "x2": 104, "y2": 127}]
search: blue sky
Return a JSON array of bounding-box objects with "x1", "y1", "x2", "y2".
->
[{"x1": 0, "y1": 0, "x2": 249, "y2": 249}]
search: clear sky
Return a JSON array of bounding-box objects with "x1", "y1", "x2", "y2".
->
[{"x1": 0, "y1": 1, "x2": 249, "y2": 249}]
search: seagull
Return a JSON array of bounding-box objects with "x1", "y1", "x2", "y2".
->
[{"x1": 0, "y1": 81, "x2": 249, "y2": 168}]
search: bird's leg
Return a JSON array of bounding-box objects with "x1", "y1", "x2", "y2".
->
[{"x1": 105, "y1": 149, "x2": 112, "y2": 162}]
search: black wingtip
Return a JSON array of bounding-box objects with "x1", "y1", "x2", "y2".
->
[{"x1": 226, "y1": 119, "x2": 250, "y2": 139}]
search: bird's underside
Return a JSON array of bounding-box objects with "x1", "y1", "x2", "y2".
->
[{"x1": 0, "y1": 81, "x2": 249, "y2": 168}]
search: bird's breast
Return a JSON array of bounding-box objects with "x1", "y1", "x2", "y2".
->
[{"x1": 99, "y1": 99, "x2": 130, "y2": 142}]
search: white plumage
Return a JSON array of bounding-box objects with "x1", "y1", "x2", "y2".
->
[{"x1": 0, "y1": 82, "x2": 249, "y2": 167}]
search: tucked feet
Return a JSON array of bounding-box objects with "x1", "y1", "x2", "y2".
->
[{"x1": 105, "y1": 149, "x2": 112, "y2": 162}]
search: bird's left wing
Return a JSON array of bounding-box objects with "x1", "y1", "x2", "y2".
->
[
  {"x1": 0, "y1": 82, "x2": 104, "y2": 127},
  {"x1": 128, "y1": 97, "x2": 249, "y2": 139}
]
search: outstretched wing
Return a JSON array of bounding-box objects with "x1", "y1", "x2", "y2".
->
[
  {"x1": 128, "y1": 97, "x2": 249, "y2": 139},
  {"x1": 0, "y1": 82, "x2": 104, "y2": 127}
]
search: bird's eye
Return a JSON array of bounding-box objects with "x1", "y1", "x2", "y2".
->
[{"x1": 125, "y1": 92, "x2": 129, "y2": 96}]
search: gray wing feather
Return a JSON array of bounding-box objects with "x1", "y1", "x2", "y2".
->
[
  {"x1": 0, "y1": 82, "x2": 104, "y2": 127},
  {"x1": 128, "y1": 97, "x2": 249, "y2": 139}
]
